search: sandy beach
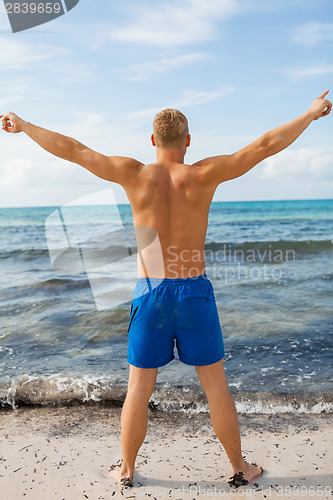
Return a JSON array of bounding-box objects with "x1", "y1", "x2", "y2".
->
[{"x1": 0, "y1": 405, "x2": 332, "y2": 499}]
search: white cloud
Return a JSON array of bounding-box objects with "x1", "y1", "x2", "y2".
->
[
  {"x1": 176, "y1": 87, "x2": 235, "y2": 107},
  {"x1": 0, "y1": 150, "x2": 86, "y2": 188},
  {"x1": 119, "y1": 53, "x2": 208, "y2": 81},
  {"x1": 0, "y1": 37, "x2": 44, "y2": 69},
  {"x1": 90, "y1": 0, "x2": 238, "y2": 48},
  {"x1": 0, "y1": 80, "x2": 33, "y2": 109},
  {"x1": 1, "y1": 157, "x2": 34, "y2": 186},
  {"x1": 129, "y1": 86, "x2": 235, "y2": 120},
  {"x1": 285, "y1": 63, "x2": 333, "y2": 82},
  {"x1": 259, "y1": 148, "x2": 333, "y2": 180},
  {"x1": 291, "y1": 22, "x2": 333, "y2": 47},
  {"x1": 0, "y1": 34, "x2": 91, "y2": 88},
  {"x1": 0, "y1": 36, "x2": 67, "y2": 70}
]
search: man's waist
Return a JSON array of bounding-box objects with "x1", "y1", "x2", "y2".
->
[{"x1": 136, "y1": 272, "x2": 208, "y2": 284}]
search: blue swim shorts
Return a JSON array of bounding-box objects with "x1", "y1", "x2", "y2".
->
[{"x1": 127, "y1": 273, "x2": 224, "y2": 368}]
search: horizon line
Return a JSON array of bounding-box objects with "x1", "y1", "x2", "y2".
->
[{"x1": 0, "y1": 198, "x2": 332, "y2": 210}]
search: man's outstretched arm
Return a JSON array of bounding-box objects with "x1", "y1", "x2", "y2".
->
[
  {"x1": 0, "y1": 113, "x2": 142, "y2": 185},
  {"x1": 196, "y1": 90, "x2": 332, "y2": 186}
]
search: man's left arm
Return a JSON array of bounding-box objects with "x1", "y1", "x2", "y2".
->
[{"x1": 194, "y1": 90, "x2": 331, "y2": 186}]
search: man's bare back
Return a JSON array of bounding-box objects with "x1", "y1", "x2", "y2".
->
[{"x1": 125, "y1": 160, "x2": 214, "y2": 278}]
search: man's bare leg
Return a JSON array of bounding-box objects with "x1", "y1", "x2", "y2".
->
[
  {"x1": 109, "y1": 365, "x2": 158, "y2": 485},
  {"x1": 195, "y1": 360, "x2": 263, "y2": 484}
]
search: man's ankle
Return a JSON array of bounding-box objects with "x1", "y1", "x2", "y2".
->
[
  {"x1": 121, "y1": 462, "x2": 134, "y2": 477},
  {"x1": 232, "y1": 458, "x2": 247, "y2": 472}
]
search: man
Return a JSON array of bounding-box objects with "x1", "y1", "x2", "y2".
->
[{"x1": 1, "y1": 91, "x2": 331, "y2": 488}]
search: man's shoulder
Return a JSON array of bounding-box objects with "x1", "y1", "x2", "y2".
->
[
  {"x1": 108, "y1": 156, "x2": 144, "y2": 168},
  {"x1": 192, "y1": 155, "x2": 230, "y2": 168}
]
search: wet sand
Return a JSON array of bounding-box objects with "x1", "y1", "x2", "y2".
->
[{"x1": 0, "y1": 406, "x2": 332, "y2": 499}]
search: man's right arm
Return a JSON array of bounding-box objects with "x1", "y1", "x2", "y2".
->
[
  {"x1": 195, "y1": 90, "x2": 331, "y2": 186},
  {"x1": 0, "y1": 112, "x2": 142, "y2": 185}
]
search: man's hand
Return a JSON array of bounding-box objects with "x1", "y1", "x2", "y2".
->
[
  {"x1": 308, "y1": 90, "x2": 332, "y2": 120},
  {"x1": 0, "y1": 112, "x2": 25, "y2": 133}
]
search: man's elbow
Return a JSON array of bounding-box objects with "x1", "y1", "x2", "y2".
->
[
  {"x1": 262, "y1": 132, "x2": 285, "y2": 157},
  {"x1": 66, "y1": 140, "x2": 86, "y2": 163}
]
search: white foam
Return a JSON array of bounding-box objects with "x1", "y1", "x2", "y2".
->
[
  {"x1": 1, "y1": 374, "x2": 332, "y2": 415},
  {"x1": 0, "y1": 373, "x2": 122, "y2": 410}
]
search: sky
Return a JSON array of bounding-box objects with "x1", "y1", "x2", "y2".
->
[{"x1": 0, "y1": 0, "x2": 332, "y2": 207}]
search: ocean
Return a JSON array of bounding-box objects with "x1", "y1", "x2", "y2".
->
[{"x1": 0, "y1": 199, "x2": 332, "y2": 414}]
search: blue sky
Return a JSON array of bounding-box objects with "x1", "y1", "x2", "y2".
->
[{"x1": 0, "y1": 0, "x2": 332, "y2": 207}]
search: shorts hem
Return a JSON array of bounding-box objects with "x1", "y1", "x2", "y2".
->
[
  {"x1": 179, "y1": 353, "x2": 225, "y2": 366},
  {"x1": 127, "y1": 356, "x2": 175, "y2": 369}
]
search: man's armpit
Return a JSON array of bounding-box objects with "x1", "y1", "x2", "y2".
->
[{"x1": 193, "y1": 155, "x2": 234, "y2": 185}]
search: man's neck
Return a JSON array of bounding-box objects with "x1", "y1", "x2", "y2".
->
[{"x1": 156, "y1": 147, "x2": 186, "y2": 164}]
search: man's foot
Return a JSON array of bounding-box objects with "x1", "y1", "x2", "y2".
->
[
  {"x1": 228, "y1": 462, "x2": 263, "y2": 488},
  {"x1": 109, "y1": 463, "x2": 134, "y2": 488}
]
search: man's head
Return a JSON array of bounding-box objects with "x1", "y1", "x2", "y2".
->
[{"x1": 152, "y1": 109, "x2": 190, "y2": 151}]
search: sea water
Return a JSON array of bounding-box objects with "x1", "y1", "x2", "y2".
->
[{"x1": 0, "y1": 200, "x2": 332, "y2": 413}]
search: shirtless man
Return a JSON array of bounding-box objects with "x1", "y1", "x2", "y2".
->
[{"x1": 1, "y1": 91, "x2": 331, "y2": 488}]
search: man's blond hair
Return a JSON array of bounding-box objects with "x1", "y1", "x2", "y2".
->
[{"x1": 153, "y1": 109, "x2": 189, "y2": 150}]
